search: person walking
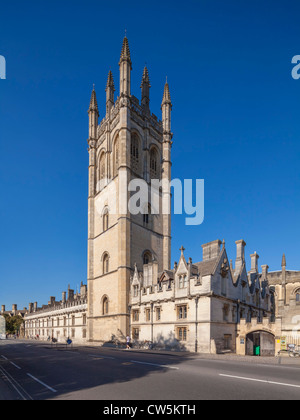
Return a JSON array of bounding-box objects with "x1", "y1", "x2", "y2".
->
[{"x1": 126, "y1": 335, "x2": 131, "y2": 350}]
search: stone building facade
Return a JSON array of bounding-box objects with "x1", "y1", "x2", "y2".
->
[
  {"x1": 23, "y1": 284, "x2": 87, "y2": 344},
  {"x1": 2, "y1": 37, "x2": 299, "y2": 354},
  {"x1": 130, "y1": 239, "x2": 273, "y2": 354},
  {"x1": 86, "y1": 36, "x2": 172, "y2": 343},
  {"x1": 268, "y1": 255, "x2": 300, "y2": 341},
  {"x1": 1, "y1": 304, "x2": 27, "y2": 319}
]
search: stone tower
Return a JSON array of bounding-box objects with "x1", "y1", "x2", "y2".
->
[{"x1": 87, "y1": 37, "x2": 173, "y2": 343}]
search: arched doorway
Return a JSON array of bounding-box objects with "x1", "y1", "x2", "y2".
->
[{"x1": 246, "y1": 331, "x2": 275, "y2": 357}]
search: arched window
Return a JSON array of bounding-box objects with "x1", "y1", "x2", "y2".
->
[
  {"x1": 143, "y1": 204, "x2": 151, "y2": 226},
  {"x1": 131, "y1": 134, "x2": 140, "y2": 173},
  {"x1": 99, "y1": 152, "x2": 106, "y2": 188},
  {"x1": 150, "y1": 148, "x2": 159, "y2": 179},
  {"x1": 255, "y1": 291, "x2": 260, "y2": 307},
  {"x1": 102, "y1": 296, "x2": 109, "y2": 315},
  {"x1": 102, "y1": 253, "x2": 110, "y2": 275},
  {"x1": 143, "y1": 251, "x2": 152, "y2": 265},
  {"x1": 103, "y1": 209, "x2": 109, "y2": 232},
  {"x1": 114, "y1": 137, "x2": 119, "y2": 177},
  {"x1": 296, "y1": 290, "x2": 300, "y2": 302}
]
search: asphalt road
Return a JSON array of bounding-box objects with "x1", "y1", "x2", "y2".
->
[{"x1": 0, "y1": 339, "x2": 300, "y2": 401}]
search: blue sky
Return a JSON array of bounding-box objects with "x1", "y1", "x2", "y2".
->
[{"x1": 0, "y1": 0, "x2": 299, "y2": 309}]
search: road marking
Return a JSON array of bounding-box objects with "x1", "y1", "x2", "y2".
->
[
  {"x1": 0, "y1": 366, "x2": 33, "y2": 400},
  {"x1": 88, "y1": 354, "x2": 115, "y2": 360},
  {"x1": 219, "y1": 374, "x2": 300, "y2": 389},
  {"x1": 131, "y1": 360, "x2": 179, "y2": 370},
  {"x1": 10, "y1": 362, "x2": 21, "y2": 370},
  {"x1": 1, "y1": 355, "x2": 8, "y2": 360},
  {"x1": 27, "y1": 373, "x2": 57, "y2": 393}
]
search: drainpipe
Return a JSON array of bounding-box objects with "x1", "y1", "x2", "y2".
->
[
  {"x1": 128, "y1": 304, "x2": 132, "y2": 340},
  {"x1": 150, "y1": 302, "x2": 154, "y2": 343},
  {"x1": 195, "y1": 296, "x2": 199, "y2": 353},
  {"x1": 67, "y1": 314, "x2": 70, "y2": 339}
]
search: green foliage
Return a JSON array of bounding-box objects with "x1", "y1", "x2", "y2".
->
[{"x1": 4, "y1": 314, "x2": 24, "y2": 335}]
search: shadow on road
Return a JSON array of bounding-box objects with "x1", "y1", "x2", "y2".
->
[{"x1": 0, "y1": 339, "x2": 192, "y2": 400}]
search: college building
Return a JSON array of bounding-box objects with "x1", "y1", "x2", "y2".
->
[{"x1": 4, "y1": 37, "x2": 299, "y2": 355}]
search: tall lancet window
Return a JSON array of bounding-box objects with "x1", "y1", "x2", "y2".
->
[
  {"x1": 150, "y1": 148, "x2": 159, "y2": 179},
  {"x1": 103, "y1": 208, "x2": 109, "y2": 232},
  {"x1": 131, "y1": 134, "x2": 140, "y2": 174},
  {"x1": 99, "y1": 152, "x2": 106, "y2": 186},
  {"x1": 143, "y1": 204, "x2": 152, "y2": 228},
  {"x1": 102, "y1": 296, "x2": 109, "y2": 315},
  {"x1": 143, "y1": 251, "x2": 152, "y2": 265},
  {"x1": 114, "y1": 137, "x2": 119, "y2": 177},
  {"x1": 102, "y1": 253, "x2": 110, "y2": 275}
]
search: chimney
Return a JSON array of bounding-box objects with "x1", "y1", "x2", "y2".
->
[
  {"x1": 33, "y1": 302, "x2": 38, "y2": 312},
  {"x1": 68, "y1": 289, "x2": 74, "y2": 301},
  {"x1": 80, "y1": 282, "x2": 87, "y2": 298},
  {"x1": 261, "y1": 265, "x2": 269, "y2": 278},
  {"x1": 62, "y1": 291, "x2": 66, "y2": 303},
  {"x1": 235, "y1": 240, "x2": 246, "y2": 273},
  {"x1": 12, "y1": 304, "x2": 17, "y2": 314},
  {"x1": 1, "y1": 305, "x2": 5, "y2": 314},
  {"x1": 49, "y1": 297, "x2": 56, "y2": 306},
  {"x1": 202, "y1": 240, "x2": 222, "y2": 262},
  {"x1": 29, "y1": 303, "x2": 33, "y2": 313},
  {"x1": 152, "y1": 261, "x2": 158, "y2": 286},
  {"x1": 250, "y1": 252, "x2": 259, "y2": 273}
]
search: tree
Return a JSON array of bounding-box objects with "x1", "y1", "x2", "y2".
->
[{"x1": 4, "y1": 315, "x2": 24, "y2": 335}]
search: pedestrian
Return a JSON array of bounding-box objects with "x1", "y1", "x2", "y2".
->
[{"x1": 126, "y1": 335, "x2": 131, "y2": 350}]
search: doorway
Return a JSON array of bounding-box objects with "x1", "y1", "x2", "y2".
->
[{"x1": 246, "y1": 331, "x2": 275, "y2": 356}]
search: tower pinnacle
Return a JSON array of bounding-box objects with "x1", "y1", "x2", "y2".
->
[
  {"x1": 141, "y1": 66, "x2": 150, "y2": 85},
  {"x1": 141, "y1": 66, "x2": 151, "y2": 113},
  {"x1": 106, "y1": 70, "x2": 115, "y2": 91},
  {"x1": 161, "y1": 80, "x2": 172, "y2": 107},
  {"x1": 119, "y1": 37, "x2": 132, "y2": 96},
  {"x1": 106, "y1": 70, "x2": 115, "y2": 115},
  {"x1": 88, "y1": 86, "x2": 99, "y2": 115},
  {"x1": 161, "y1": 80, "x2": 172, "y2": 134},
  {"x1": 88, "y1": 86, "x2": 99, "y2": 141},
  {"x1": 119, "y1": 36, "x2": 132, "y2": 67}
]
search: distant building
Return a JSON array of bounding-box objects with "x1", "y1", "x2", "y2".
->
[
  {"x1": 1, "y1": 304, "x2": 27, "y2": 319},
  {"x1": 23, "y1": 284, "x2": 87, "y2": 343}
]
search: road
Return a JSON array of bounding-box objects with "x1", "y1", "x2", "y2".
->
[{"x1": 0, "y1": 339, "x2": 300, "y2": 400}]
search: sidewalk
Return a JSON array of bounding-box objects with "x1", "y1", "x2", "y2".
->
[{"x1": 193, "y1": 352, "x2": 300, "y2": 367}]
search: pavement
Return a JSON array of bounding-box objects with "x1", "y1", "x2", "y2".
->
[{"x1": 0, "y1": 339, "x2": 300, "y2": 401}]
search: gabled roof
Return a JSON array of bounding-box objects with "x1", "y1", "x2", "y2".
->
[
  {"x1": 159, "y1": 270, "x2": 174, "y2": 282},
  {"x1": 194, "y1": 257, "x2": 219, "y2": 277}
]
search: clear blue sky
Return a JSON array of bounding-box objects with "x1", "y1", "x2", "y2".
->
[{"x1": 0, "y1": 0, "x2": 299, "y2": 309}]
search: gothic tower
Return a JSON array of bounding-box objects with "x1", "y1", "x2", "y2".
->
[{"x1": 87, "y1": 37, "x2": 172, "y2": 342}]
